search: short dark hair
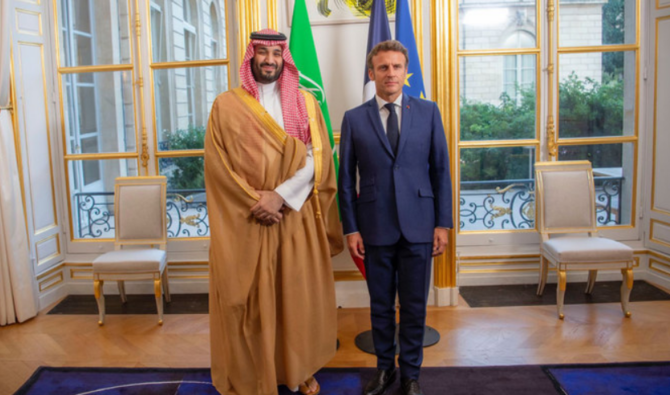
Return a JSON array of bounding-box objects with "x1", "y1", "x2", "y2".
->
[{"x1": 366, "y1": 40, "x2": 409, "y2": 70}]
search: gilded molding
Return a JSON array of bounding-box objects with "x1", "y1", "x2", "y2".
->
[
  {"x1": 411, "y1": 0, "x2": 423, "y2": 70},
  {"x1": 39, "y1": 272, "x2": 64, "y2": 292},
  {"x1": 547, "y1": 115, "x2": 557, "y2": 158},
  {"x1": 429, "y1": 0, "x2": 455, "y2": 289},
  {"x1": 547, "y1": 0, "x2": 556, "y2": 160},
  {"x1": 651, "y1": 16, "x2": 670, "y2": 216},
  {"x1": 134, "y1": 0, "x2": 148, "y2": 174},
  {"x1": 267, "y1": 0, "x2": 278, "y2": 31},
  {"x1": 35, "y1": 262, "x2": 64, "y2": 280}
]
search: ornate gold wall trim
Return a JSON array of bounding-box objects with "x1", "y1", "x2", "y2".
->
[
  {"x1": 411, "y1": 0, "x2": 423, "y2": 71},
  {"x1": 38, "y1": 272, "x2": 64, "y2": 292},
  {"x1": 648, "y1": 250, "x2": 670, "y2": 262},
  {"x1": 267, "y1": 0, "x2": 278, "y2": 30},
  {"x1": 459, "y1": 261, "x2": 539, "y2": 267},
  {"x1": 650, "y1": 258, "x2": 670, "y2": 277},
  {"x1": 650, "y1": 218, "x2": 670, "y2": 249},
  {"x1": 133, "y1": 0, "x2": 149, "y2": 174},
  {"x1": 237, "y1": 0, "x2": 261, "y2": 67},
  {"x1": 459, "y1": 254, "x2": 541, "y2": 261},
  {"x1": 35, "y1": 233, "x2": 61, "y2": 266},
  {"x1": 460, "y1": 268, "x2": 538, "y2": 274},
  {"x1": 429, "y1": 0, "x2": 455, "y2": 289},
  {"x1": 651, "y1": 15, "x2": 670, "y2": 216}
]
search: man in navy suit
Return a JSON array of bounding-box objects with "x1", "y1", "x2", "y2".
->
[{"x1": 338, "y1": 40, "x2": 453, "y2": 395}]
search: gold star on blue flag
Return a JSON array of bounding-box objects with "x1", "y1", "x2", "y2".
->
[{"x1": 395, "y1": 0, "x2": 426, "y2": 99}]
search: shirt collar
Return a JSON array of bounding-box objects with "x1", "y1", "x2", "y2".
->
[
  {"x1": 375, "y1": 93, "x2": 403, "y2": 111},
  {"x1": 256, "y1": 81, "x2": 279, "y2": 96}
]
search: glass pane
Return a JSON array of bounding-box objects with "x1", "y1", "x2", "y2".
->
[
  {"x1": 62, "y1": 71, "x2": 137, "y2": 154},
  {"x1": 75, "y1": 35, "x2": 93, "y2": 66},
  {"x1": 559, "y1": 0, "x2": 636, "y2": 47},
  {"x1": 460, "y1": 56, "x2": 537, "y2": 141},
  {"x1": 153, "y1": 65, "x2": 229, "y2": 151},
  {"x1": 558, "y1": 51, "x2": 635, "y2": 138},
  {"x1": 459, "y1": 2, "x2": 537, "y2": 50},
  {"x1": 460, "y1": 146, "x2": 536, "y2": 231},
  {"x1": 73, "y1": 0, "x2": 91, "y2": 32},
  {"x1": 159, "y1": 157, "x2": 209, "y2": 238},
  {"x1": 558, "y1": 143, "x2": 634, "y2": 226},
  {"x1": 149, "y1": 0, "x2": 228, "y2": 63},
  {"x1": 69, "y1": 159, "x2": 139, "y2": 239},
  {"x1": 58, "y1": 0, "x2": 131, "y2": 67}
]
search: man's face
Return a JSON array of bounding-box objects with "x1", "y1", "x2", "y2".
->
[
  {"x1": 368, "y1": 50, "x2": 407, "y2": 100},
  {"x1": 252, "y1": 44, "x2": 284, "y2": 83}
]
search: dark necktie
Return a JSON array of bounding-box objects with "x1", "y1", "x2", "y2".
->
[{"x1": 384, "y1": 102, "x2": 399, "y2": 155}]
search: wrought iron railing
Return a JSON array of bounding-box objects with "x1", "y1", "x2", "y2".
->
[
  {"x1": 73, "y1": 189, "x2": 209, "y2": 239},
  {"x1": 459, "y1": 176, "x2": 623, "y2": 231},
  {"x1": 72, "y1": 176, "x2": 623, "y2": 237}
]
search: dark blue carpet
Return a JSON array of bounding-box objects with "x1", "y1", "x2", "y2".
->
[
  {"x1": 545, "y1": 362, "x2": 670, "y2": 395},
  {"x1": 14, "y1": 363, "x2": 670, "y2": 394}
]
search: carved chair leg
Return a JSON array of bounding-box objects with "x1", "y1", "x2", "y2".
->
[
  {"x1": 621, "y1": 268, "x2": 633, "y2": 318},
  {"x1": 537, "y1": 256, "x2": 549, "y2": 296},
  {"x1": 557, "y1": 269, "x2": 567, "y2": 320},
  {"x1": 117, "y1": 281, "x2": 127, "y2": 303},
  {"x1": 585, "y1": 270, "x2": 597, "y2": 294},
  {"x1": 94, "y1": 279, "x2": 105, "y2": 326},
  {"x1": 154, "y1": 279, "x2": 164, "y2": 325},
  {"x1": 162, "y1": 269, "x2": 171, "y2": 303}
]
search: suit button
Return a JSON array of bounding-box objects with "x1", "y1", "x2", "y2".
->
[{"x1": 394, "y1": 165, "x2": 400, "y2": 170}]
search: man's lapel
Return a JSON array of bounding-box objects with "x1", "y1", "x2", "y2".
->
[
  {"x1": 365, "y1": 98, "x2": 394, "y2": 157},
  {"x1": 396, "y1": 95, "x2": 413, "y2": 158}
]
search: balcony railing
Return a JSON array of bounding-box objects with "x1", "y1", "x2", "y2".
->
[
  {"x1": 72, "y1": 176, "x2": 623, "y2": 238},
  {"x1": 73, "y1": 189, "x2": 209, "y2": 239},
  {"x1": 459, "y1": 176, "x2": 623, "y2": 231}
]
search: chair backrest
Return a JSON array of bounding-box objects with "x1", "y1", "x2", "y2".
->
[
  {"x1": 535, "y1": 161, "x2": 597, "y2": 235},
  {"x1": 114, "y1": 176, "x2": 167, "y2": 247}
]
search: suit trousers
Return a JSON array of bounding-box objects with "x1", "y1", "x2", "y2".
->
[{"x1": 364, "y1": 236, "x2": 432, "y2": 380}]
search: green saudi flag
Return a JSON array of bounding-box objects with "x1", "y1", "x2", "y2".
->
[{"x1": 289, "y1": 0, "x2": 338, "y2": 176}]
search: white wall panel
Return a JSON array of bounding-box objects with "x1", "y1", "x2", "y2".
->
[{"x1": 17, "y1": 43, "x2": 57, "y2": 233}]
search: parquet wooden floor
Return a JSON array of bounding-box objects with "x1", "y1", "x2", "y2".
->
[{"x1": 2, "y1": 297, "x2": 670, "y2": 394}]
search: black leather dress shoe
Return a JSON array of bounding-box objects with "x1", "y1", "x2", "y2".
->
[
  {"x1": 401, "y1": 378, "x2": 424, "y2": 395},
  {"x1": 362, "y1": 368, "x2": 397, "y2": 395}
]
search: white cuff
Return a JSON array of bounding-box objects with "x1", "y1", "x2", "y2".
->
[{"x1": 274, "y1": 145, "x2": 315, "y2": 211}]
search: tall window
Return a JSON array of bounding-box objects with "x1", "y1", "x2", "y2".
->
[
  {"x1": 54, "y1": 0, "x2": 230, "y2": 241},
  {"x1": 57, "y1": 0, "x2": 136, "y2": 240},
  {"x1": 557, "y1": 0, "x2": 639, "y2": 226},
  {"x1": 150, "y1": 0, "x2": 230, "y2": 238},
  {"x1": 457, "y1": 0, "x2": 540, "y2": 232},
  {"x1": 503, "y1": 32, "x2": 536, "y2": 102},
  {"x1": 454, "y1": 0, "x2": 638, "y2": 235}
]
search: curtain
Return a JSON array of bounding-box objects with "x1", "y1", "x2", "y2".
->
[{"x1": 0, "y1": 0, "x2": 38, "y2": 326}]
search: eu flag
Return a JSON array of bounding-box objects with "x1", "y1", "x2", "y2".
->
[
  {"x1": 395, "y1": 0, "x2": 426, "y2": 99},
  {"x1": 363, "y1": 0, "x2": 392, "y2": 101}
]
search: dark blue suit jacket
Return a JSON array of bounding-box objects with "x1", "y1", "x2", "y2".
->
[{"x1": 338, "y1": 95, "x2": 453, "y2": 246}]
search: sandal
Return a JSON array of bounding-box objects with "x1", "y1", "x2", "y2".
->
[{"x1": 298, "y1": 376, "x2": 320, "y2": 395}]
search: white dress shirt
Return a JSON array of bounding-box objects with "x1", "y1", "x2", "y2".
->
[
  {"x1": 375, "y1": 93, "x2": 403, "y2": 135},
  {"x1": 257, "y1": 81, "x2": 315, "y2": 211}
]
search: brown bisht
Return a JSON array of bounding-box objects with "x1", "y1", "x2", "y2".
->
[{"x1": 205, "y1": 87, "x2": 343, "y2": 395}]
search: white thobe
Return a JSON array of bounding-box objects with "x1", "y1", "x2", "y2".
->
[{"x1": 256, "y1": 81, "x2": 315, "y2": 211}]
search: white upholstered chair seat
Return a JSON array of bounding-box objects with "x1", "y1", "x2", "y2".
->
[
  {"x1": 93, "y1": 249, "x2": 167, "y2": 273},
  {"x1": 542, "y1": 237, "x2": 633, "y2": 264}
]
